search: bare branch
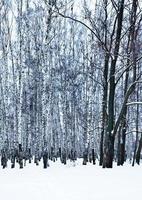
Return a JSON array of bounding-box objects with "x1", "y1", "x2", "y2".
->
[
  {"x1": 113, "y1": 79, "x2": 142, "y2": 136},
  {"x1": 127, "y1": 102, "x2": 142, "y2": 106},
  {"x1": 115, "y1": 55, "x2": 142, "y2": 85}
]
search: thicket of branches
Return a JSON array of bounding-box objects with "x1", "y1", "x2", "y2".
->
[{"x1": 0, "y1": 0, "x2": 142, "y2": 168}]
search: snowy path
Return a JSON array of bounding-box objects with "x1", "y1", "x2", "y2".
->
[{"x1": 0, "y1": 160, "x2": 141, "y2": 200}]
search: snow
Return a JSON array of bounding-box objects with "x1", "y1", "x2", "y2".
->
[
  {"x1": 127, "y1": 102, "x2": 142, "y2": 106},
  {"x1": 0, "y1": 159, "x2": 141, "y2": 200}
]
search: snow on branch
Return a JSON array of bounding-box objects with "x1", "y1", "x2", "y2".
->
[{"x1": 127, "y1": 102, "x2": 142, "y2": 106}]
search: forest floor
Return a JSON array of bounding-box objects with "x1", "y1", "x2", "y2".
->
[{"x1": 0, "y1": 159, "x2": 141, "y2": 200}]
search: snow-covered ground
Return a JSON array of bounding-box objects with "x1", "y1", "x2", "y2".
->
[{"x1": 0, "y1": 159, "x2": 141, "y2": 200}]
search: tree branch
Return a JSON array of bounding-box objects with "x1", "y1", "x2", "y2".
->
[
  {"x1": 127, "y1": 102, "x2": 142, "y2": 106},
  {"x1": 113, "y1": 79, "x2": 142, "y2": 136},
  {"x1": 115, "y1": 55, "x2": 142, "y2": 85}
]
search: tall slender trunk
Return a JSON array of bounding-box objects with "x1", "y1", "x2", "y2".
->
[
  {"x1": 132, "y1": 87, "x2": 139, "y2": 166},
  {"x1": 99, "y1": 0, "x2": 109, "y2": 166},
  {"x1": 99, "y1": 54, "x2": 109, "y2": 166},
  {"x1": 136, "y1": 134, "x2": 142, "y2": 165},
  {"x1": 103, "y1": 0, "x2": 125, "y2": 168}
]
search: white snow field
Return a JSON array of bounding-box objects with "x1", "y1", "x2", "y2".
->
[{"x1": 0, "y1": 159, "x2": 141, "y2": 200}]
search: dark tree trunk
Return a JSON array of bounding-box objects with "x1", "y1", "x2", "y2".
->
[
  {"x1": 18, "y1": 144, "x2": 23, "y2": 169},
  {"x1": 103, "y1": 135, "x2": 115, "y2": 168},
  {"x1": 120, "y1": 130, "x2": 126, "y2": 165},
  {"x1": 11, "y1": 152, "x2": 16, "y2": 168},
  {"x1": 43, "y1": 152, "x2": 49, "y2": 168},
  {"x1": 1, "y1": 151, "x2": 7, "y2": 169},
  {"x1": 103, "y1": 0, "x2": 125, "y2": 168},
  {"x1": 132, "y1": 131, "x2": 138, "y2": 167},
  {"x1": 61, "y1": 149, "x2": 67, "y2": 165},
  {"x1": 99, "y1": 1, "x2": 109, "y2": 166},
  {"x1": 92, "y1": 149, "x2": 96, "y2": 165},
  {"x1": 118, "y1": 127, "x2": 126, "y2": 166},
  {"x1": 136, "y1": 134, "x2": 142, "y2": 165},
  {"x1": 34, "y1": 157, "x2": 39, "y2": 166},
  {"x1": 83, "y1": 148, "x2": 88, "y2": 165}
]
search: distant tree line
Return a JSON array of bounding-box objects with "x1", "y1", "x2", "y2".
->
[{"x1": 0, "y1": 0, "x2": 142, "y2": 168}]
